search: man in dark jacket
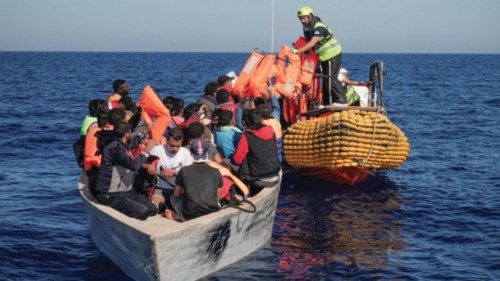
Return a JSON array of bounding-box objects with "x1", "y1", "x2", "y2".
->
[
  {"x1": 94, "y1": 122, "x2": 158, "y2": 220},
  {"x1": 232, "y1": 109, "x2": 281, "y2": 192}
]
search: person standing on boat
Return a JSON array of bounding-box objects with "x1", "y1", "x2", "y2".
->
[
  {"x1": 94, "y1": 122, "x2": 159, "y2": 220},
  {"x1": 293, "y1": 6, "x2": 346, "y2": 106}
]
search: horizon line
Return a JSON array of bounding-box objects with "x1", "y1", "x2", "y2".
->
[{"x1": 0, "y1": 50, "x2": 499, "y2": 55}]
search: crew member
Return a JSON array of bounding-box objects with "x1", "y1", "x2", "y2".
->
[{"x1": 294, "y1": 6, "x2": 346, "y2": 105}]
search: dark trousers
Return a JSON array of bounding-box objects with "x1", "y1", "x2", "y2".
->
[
  {"x1": 320, "y1": 54, "x2": 346, "y2": 105},
  {"x1": 96, "y1": 191, "x2": 158, "y2": 220}
]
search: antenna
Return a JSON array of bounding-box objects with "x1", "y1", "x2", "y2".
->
[{"x1": 271, "y1": 0, "x2": 275, "y2": 54}]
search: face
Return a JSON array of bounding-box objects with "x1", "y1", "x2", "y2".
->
[
  {"x1": 167, "y1": 138, "x2": 183, "y2": 155},
  {"x1": 119, "y1": 83, "x2": 129, "y2": 95},
  {"x1": 299, "y1": 15, "x2": 312, "y2": 26}
]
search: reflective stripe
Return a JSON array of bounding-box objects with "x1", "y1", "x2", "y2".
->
[
  {"x1": 345, "y1": 85, "x2": 360, "y2": 105},
  {"x1": 313, "y1": 21, "x2": 342, "y2": 61}
]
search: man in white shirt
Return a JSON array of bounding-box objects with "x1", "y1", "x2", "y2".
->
[{"x1": 149, "y1": 127, "x2": 193, "y2": 212}]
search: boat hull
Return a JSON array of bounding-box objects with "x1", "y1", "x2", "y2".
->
[
  {"x1": 78, "y1": 172, "x2": 281, "y2": 281},
  {"x1": 298, "y1": 167, "x2": 373, "y2": 185}
]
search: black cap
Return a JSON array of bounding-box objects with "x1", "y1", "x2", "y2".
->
[{"x1": 189, "y1": 138, "x2": 209, "y2": 162}]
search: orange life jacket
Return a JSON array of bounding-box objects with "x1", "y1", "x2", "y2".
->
[
  {"x1": 295, "y1": 37, "x2": 319, "y2": 87},
  {"x1": 233, "y1": 50, "x2": 265, "y2": 97},
  {"x1": 138, "y1": 85, "x2": 171, "y2": 142},
  {"x1": 83, "y1": 126, "x2": 102, "y2": 172},
  {"x1": 273, "y1": 45, "x2": 302, "y2": 100},
  {"x1": 247, "y1": 54, "x2": 276, "y2": 97}
]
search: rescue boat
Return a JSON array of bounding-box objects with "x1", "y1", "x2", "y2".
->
[{"x1": 235, "y1": 39, "x2": 410, "y2": 185}]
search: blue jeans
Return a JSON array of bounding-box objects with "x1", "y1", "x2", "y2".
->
[{"x1": 96, "y1": 191, "x2": 158, "y2": 220}]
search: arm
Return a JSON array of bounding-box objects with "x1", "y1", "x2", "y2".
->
[
  {"x1": 235, "y1": 107, "x2": 244, "y2": 131},
  {"x1": 297, "y1": 36, "x2": 320, "y2": 53},
  {"x1": 173, "y1": 185, "x2": 183, "y2": 197},
  {"x1": 206, "y1": 160, "x2": 250, "y2": 196},
  {"x1": 231, "y1": 133, "x2": 248, "y2": 165},
  {"x1": 110, "y1": 143, "x2": 148, "y2": 171},
  {"x1": 269, "y1": 95, "x2": 281, "y2": 121},
  {"x1": 341, "y1": 76, "x2": 371, "y2": 87},
  {"x1": 173, "y1": 167, "x2": 185, "y2": 197}
]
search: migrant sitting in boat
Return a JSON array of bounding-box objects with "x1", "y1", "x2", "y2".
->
[{"x1": 75, "y1": 75, "x2": 282, "y2": 221}]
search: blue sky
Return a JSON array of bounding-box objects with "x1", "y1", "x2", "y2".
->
[{"x1": 0, "y1": 0, "x2": 499, "y2": 53}]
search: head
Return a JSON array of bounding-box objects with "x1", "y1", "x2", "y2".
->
[
  {"x1": 297, "y1": 6, "x2": 314, "y2": 26},
  {"x1": 204, "y1": 82, "x2": 219, "y2": 96},
  {"x1": 112, "y1": 79, "x2": 128, "y2": 96},
  {"x1": 217, "y1": 110, "x2": 233, "y2": 127},
  {"x1": 189, "y1": 138, "x2": 209, "y2": 162},
  {"x1": 187, "y1": 121, "x2": 205, "y2": 140},
  {"x1": 88, "y1": 99, "x2": 106, "y2": 117},
  {"x1": 166, "y1": 127, "x2": 184, "y2": 154},
  {"x1": 256, "y1": 104, "x2": 272, "y2": 120},
  {"x1": 339, "y1": 68, "x2": 348, "y2": 78},
  {"x1": 113, "y1": 122, "x2": 131, "y2": 142},
  {"x1": 107, "y1": 108, "x2": 126, "y2": 127},
  {"x1": 96, "y1": 104, "x2": 110, "y2": 128},
  {"x1": 216, "y1": 89, "x2": 230, "y2": 104},
  {"x1": 118, "y1": 95, "x2": 133, "y2": 111},
  {"x1": 243, "y1": 108, "x2": 263, "y2": 131},
  {"x1": 253, "y1": 97, "x2": 266, "y2": 107},
  {"x1": 217, "y1": 75, "x2": 234, "y2": 87},
  {"x1": 162, "y1": 96, "x2": 176, "y2": 114},
  {"x1": 183, "y1": 103, "x2": 200, "y2": 120}
]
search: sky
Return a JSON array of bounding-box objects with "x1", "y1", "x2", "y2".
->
[{"x1": 0, "y1": 0, "x2": 499, "y2": 54}]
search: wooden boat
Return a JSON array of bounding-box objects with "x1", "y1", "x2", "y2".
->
[{"x1": 77, "y1": 172, "x2": 281, "y2": 281}]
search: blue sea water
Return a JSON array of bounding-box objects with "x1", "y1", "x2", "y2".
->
[{"x1": 0, "y1": 52, "x2": 499, "y2": 280}]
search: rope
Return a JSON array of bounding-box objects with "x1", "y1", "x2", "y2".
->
[
  {"x1": 223, "y1": 200, "x2": 257, "y2": 213},
  {"x1": 360, "y1": 106, "x2": 383, "y2": 165}
]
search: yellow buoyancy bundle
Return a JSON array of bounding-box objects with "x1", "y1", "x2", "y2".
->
[{"x1": 283, "y1": 110, "x2": 410, "y2": 170}]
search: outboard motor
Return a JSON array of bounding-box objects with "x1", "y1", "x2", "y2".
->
[{"x1": 368, "y1": 61, "x2": 387, "y2": 107}]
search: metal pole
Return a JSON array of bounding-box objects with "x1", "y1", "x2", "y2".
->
[{"x1": 271, "y1": 0, "x2": 275, "y2": 53}]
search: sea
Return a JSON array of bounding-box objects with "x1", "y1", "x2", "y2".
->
[{"x1": 0, "y1": 52, "x2": 499, "y2": 280}]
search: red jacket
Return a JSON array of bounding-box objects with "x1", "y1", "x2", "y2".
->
[{"x1": 232, "y1": 125, "x2": 275, "y2": 165}]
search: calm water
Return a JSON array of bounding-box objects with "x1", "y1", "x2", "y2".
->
[{"x1": 0, "y1": 52, "x2": 499, "y2": 280}]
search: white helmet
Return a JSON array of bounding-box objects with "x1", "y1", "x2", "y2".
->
[{"x1": 339, "y1": 68, "x2": 348, "y2": 75}]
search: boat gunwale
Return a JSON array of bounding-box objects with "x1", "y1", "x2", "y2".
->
[{"x1": 77, "y1": 171, "x2": 281, "y2": 239}]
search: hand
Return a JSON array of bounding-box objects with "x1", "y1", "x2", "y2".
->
[
  {"x1": 198, "y1": 104, "x2": 208, "y2": 114},
  {"x1": 144, "y1": 139, "x2": 158, "y2": 152},
  {"x1": 146, "y1": 162, "x2": 157, "y2": 175},
  {"x1": 161, "y1": 168, "x2": 176, "y2": 177}
]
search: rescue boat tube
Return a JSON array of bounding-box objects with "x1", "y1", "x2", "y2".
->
[
  {"x1": 233, "y1": 50, "x2": 265, "y2": 96},
  {"x1": 283, "y1": 110, "x2": 410, "y2": 170},
  {"x1": 138, "y1": 85, "x2": 171, "y2": 142}
]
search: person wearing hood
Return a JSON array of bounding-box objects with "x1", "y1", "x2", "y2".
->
[
  {"x1": 232, "y1": 108, "x2": 280, "y2": 192},
  {"x1": 293, "y1": 6, "x2": 346, "y2": 106}
]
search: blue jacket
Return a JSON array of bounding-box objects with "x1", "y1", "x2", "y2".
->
[{"x1": 214, "y1": 126, "x2": 242, "y2": 159}]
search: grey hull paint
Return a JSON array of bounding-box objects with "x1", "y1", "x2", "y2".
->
[{"x1": 78, "y1": 172, "x2": 281, "y2": 281}]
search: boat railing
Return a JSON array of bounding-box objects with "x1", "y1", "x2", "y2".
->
[{"x1": 301, "y1": 60, "x2": 387, "y2": 118}]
